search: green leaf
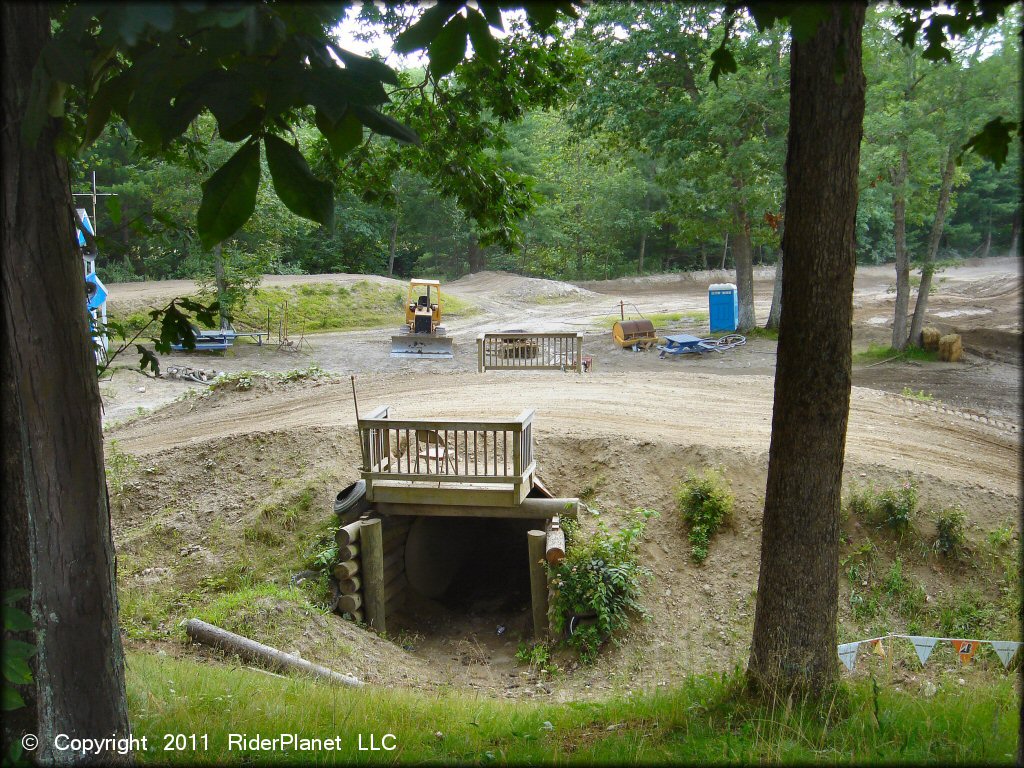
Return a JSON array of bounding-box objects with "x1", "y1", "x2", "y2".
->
[
  {"x1": 3, "y1": 653, "x2": 33, "y2": 686},
  {"x1": 960, "y1": 117, "x2": 1019, "y2": 171},
  {"x1": 350, "y1": 105, "x2": 420, "y2": 145},
  {"x1": 82, "y1": 81, "x2": 116, "y2": 150},
  {"x1": 136, "y1": 345, "x2": 161, "y2": 374},
  {"x1": 709, "y1": 45, "x2": 737, "y2": 86},
  {"x1": 178, "y1": 298, "x2": 220, "y2": 328},
  {"x1": 2, "y1": 687, "x2": 25, "y2": 712},
  {"x1": 788, "y1": 6, "x2": 831, "y2": 42},
  {"x1": 522, "y1": 2, "x2": 558, "y2": 31},
  {"x1": 315, "y1": 108, "x2": 364, "y2": 157},
  {"x1": 477, "y1": 1, "x2": 505, "y2": 32},
  {"x1": 394, "y1": 3, "x2": 458, "y2": 54},
  {"x1": 2, "y1": 590, "x2": 29, "y2": 605},
  {"x1": 330, "y1": 45, "x2": 399, "y2": 87},
  {"x1": 3, "y1": 606, "x2": 33, "y2": 633},
  {"x1": 428, "y1": 13, "x2": 469, "y2": 79},
  {"x1": 467, "y1": 11, "x2": 500, "y2": 66},
  {"x1": 196, "y1": 140, "x2": 261, "y2": 250},
  {"x1": 264, "y1": 134, "x2": 335, "y2": 230}
]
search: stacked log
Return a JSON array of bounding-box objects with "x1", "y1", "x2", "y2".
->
[
  {"x1": 333, "y1": 520, "x2": 363, "y2": 622},
  {"x1": 331, "y1": 514, "x2": 411, "y2": 629},
  {"x1": 939, "y1": 333, "x2": 963, "y2": 362},
  {"x1": 545, "y1": 516, "x2": 565, "y2": 566}
]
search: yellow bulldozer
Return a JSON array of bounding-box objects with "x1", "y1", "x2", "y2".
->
[{"x1": 390, "y1": 278, "x2": 454, "y2": 358}]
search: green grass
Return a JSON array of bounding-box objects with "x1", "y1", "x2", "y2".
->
[
  {"x1": 109, "y1": 281, "x2": 477, "y2": 337},
  {"x1": 854, "y1": 344, "x2": 939, "y2": 364},
  {"x1": 126, "y1": 652, "x2": 1019, "y2": 764}
]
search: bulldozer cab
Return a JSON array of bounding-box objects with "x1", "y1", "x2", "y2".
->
[
  {"x1": 391, "y1": 278, "x2": 453, "y2": 359},
  {"x1": 405, "y1": 279, "x2": 442, "y2": 328}
]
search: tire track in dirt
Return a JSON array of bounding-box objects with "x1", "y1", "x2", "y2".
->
[{"x1": 110, "y1": 372, "x2": 1019, "y2": 494}]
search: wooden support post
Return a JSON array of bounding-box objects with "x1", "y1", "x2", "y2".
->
[
  {"x1": 361, "y1": 518, "x2": 386, "y2": 634},
  {"x1": 545, "y1": 516, "x2": 565, "y2": 566},
  {"x1": 528, "y1": 530, "x2": 548, "y2": 641},
  {"x1": 575, "y1": 336, "x2": 583, "y2": 374},
  {"x1": 338, "y1": 543, "x2": 359, "y2": 561},
  {"x1": 477, "y1": 335, "x2": 484, "y2": 373},
  {"x1": 338, "y1": 593, "x2": 362, "y2": 613}
]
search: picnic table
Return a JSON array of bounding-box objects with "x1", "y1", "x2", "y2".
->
[{"x1": 658, "y1": 333, "x2": 747, "y2": 358}]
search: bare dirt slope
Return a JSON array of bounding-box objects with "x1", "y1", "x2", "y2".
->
[{"x1": 103, "y1": 257, "x2": 1020, "y2": 700}]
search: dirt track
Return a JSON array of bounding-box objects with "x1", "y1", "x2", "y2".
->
[{"x1": 103, "y1": 257, "x2": 1021, "y2": 699}]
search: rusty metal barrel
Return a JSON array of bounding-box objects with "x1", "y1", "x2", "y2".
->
[{"x1": 612, "y1": 319, "x2": 657, "y2": 348}]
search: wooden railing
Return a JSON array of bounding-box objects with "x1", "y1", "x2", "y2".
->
[
  {"x1": 477, "y1": 332, "x2": 584, "y2": 373},
  {"x1": 358, "y1": 406, "x2": 536, "y2": 506}
]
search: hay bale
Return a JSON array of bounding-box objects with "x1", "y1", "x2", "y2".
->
[
  {"x1": 938, "y1": 333, "x2": 963, "y2": 362},
  {"x1": 921, "y1": 326, "x2": 941, "y2": 351}
]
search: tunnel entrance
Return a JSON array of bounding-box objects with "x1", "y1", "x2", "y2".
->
[{"x1": 402, "y1": 516, "x2": 535, "y2": 616}]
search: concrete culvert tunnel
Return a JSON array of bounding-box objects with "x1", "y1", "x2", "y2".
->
[{"x1": 403, "y1": 516, "x2": 535, "y2": 613}]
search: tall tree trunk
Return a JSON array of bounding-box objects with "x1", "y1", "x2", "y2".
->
[
  {"x1": 2, "y1": 4, "x2": 130, "y2": 762},
  {"x1": 720, "y1": 232, "x2": 729, "y2": 269},
  {"x1": 979, "y1": 224, "x2": 991, "y2": 260},
  {"x1": 747, "y1": 2, "x2": 866, "y2": 698},
  {"x1": 1009, "y1": 206, "x2": 1020, "y2": 256},
  {"x1": 213, "y1": 243, "x2": 229, "y2": 329},
  {"x1": 733, "y1": 204, "x2": 757, "y2": 331},
  {"x1": 467, "y1": 232, "x2": 484, "y2": 273},
  {"x1": 908, "y1": 147, "x2": 956, "y2": 346},
  {"x1": 766, "y1": 249, "x2": 783, "y2": 330},
  {"x1": 574, "y1": 202, "x2": 584, "y2": 277},
  {"x1": 700, "y1": 242, "x2": 708, "y2": 270},
  {"x1": 891, "y1": 149, "x2": 910, "y2": 349},
  {"x1": 637, "y1": 231, "x2": 647, "y2": 276},
  {"x1": 387, "y1": 211, "x2": 398, "y2": 277}
]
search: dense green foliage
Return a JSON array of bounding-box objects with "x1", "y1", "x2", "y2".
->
[
  {"x1": 547, "y1": 510, "x2": 656, "y2": 663},
  {"x1": 677, "y1": 468, "x2": 735, "y2": 563},
  {"x1": 127, "y1": 652, "x2": 1020, "y2": 764},
  {"x1": 75, "y1": 5, "x2": 1020, "y2": 289}
]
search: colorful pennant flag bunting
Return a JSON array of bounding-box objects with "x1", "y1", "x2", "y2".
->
[
  {"x1": 906, "y1": 636, "x2": 939, "y2": 666},
  {"x1": 871, "y1": 638, "x2": 886, "y2": 658},
  {"x1": 951, "y1": 639, "x2": 978, "y2": 665},
  {"x1": 837, "y1": 642, "x2": 860, "y2": 671},
  {"x1": 988, "y1": 641, "x2": 1021, "y2": 669}
]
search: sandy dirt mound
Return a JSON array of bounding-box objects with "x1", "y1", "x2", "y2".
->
[
  {"x1": 449, "y1": 270, "x2": 601, "y2": 303},
  {"x1": 107, "y1": 372, "x2": 1019, "y2": 700}
]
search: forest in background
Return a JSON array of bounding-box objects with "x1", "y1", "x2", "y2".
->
[{"x1": 76, "y1": 3, "x2": 1020, "y2": 291}]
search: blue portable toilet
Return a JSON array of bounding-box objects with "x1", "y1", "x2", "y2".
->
[{"x1": 708, "y1": 283, "x2": 738, "y2": 333}]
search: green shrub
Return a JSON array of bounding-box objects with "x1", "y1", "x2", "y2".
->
[
  {"x1": 547, "y1": 509, "x2": 656, "y2": 664},
  {"x1": 105, "y1": 439, "x2": 139, "y2": 496},
  {"x1": 845, "y1": 478, "x2": 918, "y2": 536},
  {"x1": 934, "y1": 506, "x2": 968, "y2": 559},
  {"x1": 937, "y1": 588, "x2": 995, "y2": 637},
  {"x1": 677, "y1": 468, "x2": 734, "y2": 562},
  {"x1": 515, "y1": 641, "x2": 559, "y2": 676}
]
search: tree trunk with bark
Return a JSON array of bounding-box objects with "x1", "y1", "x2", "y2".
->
[
  {"x1": 891, "y1": 149, "x2": 910, "y2": 349},
  {"x1": 1, "y1": 4, "x2": 130, "y2": 762},
  {"x1": 387, "y1": 211, "x2": 398, "y2": 277},
  {"x1": 213, "y1": 243, "x2": 229, "y2": 329},
  {"x1": 720, "y1": 232, "x2": 729, "y2": 269},
  {"x1": 732, "y1": 202, "x2": 757, "y2": 332},
  {"x1": 908, "y1": 147, "x2": 956, "y2": 347},
  {"x1": 1009, "y1": 206, "x2": 1020, "y2": 257},
  {"x1": 766, "y1": 249, "x2": 783, "y2": 330},
  {"x1": 467, "y1": 231, "x2": 485, "y2": 273},
  {"x1": 747, "y1": 2, "x2": 866, "y2": 698}
]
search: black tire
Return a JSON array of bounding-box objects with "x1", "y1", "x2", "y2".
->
[{"x1": 334, "y1": 479, "x2": 369, "y2": 525}]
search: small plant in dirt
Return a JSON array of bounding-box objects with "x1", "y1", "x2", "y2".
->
[
  {"x1": 844, "y1": 478, "x2": 918, "y2": 537},
  {"x1": 937, "y1": 587, "x2": 995, "y2": 638},
  {"x1": 547, "y1": 508, "x2": 656, "y2": 664},
  {"x1": 881, "y1": 558, "x2": 927, "y2": 629},
  {"x1": 933, "y1": 506, "x2": 969, "y2": 559},
  {"x1": 987, "y1": 525, "x2": 1013, "y2": 549},
  {"x1": 105, "y1": 439, "x2": 139, "y2": 497},
  {"x1": 515, "y1": 641, "x2": 559, "y2": 676},
  {"x1": 676, "y1": 468, "x2": 734, "y2": 563},
  {"x1": 900, "y1": 387, "x2": 936, "y2": 402}
]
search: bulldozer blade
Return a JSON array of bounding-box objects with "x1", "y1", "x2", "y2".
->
[{"x1": 390, "y1": 334, "x2": 454, "y2": 359}]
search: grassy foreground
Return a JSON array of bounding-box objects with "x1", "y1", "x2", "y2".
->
[{"x1": 127, "y1": 652, "x2": 1018, "y2": 765}]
